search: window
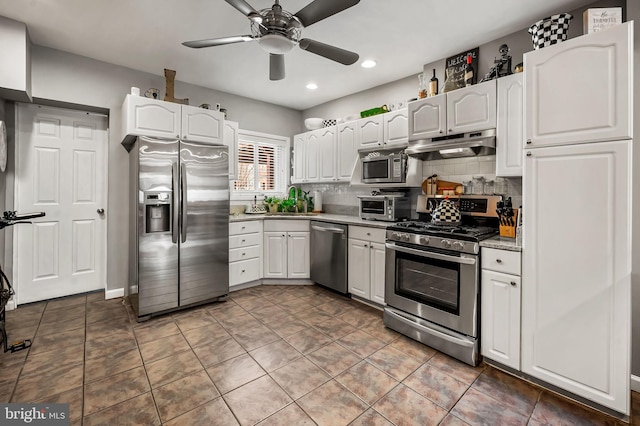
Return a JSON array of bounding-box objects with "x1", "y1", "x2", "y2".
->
[{"x1": 232, "y1": 130, "x2": 289, "y2": 199}]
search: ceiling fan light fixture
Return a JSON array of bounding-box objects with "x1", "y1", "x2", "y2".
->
[
  {"x1": 361, "y1": 59, "x2": 376, "y2": 68},
  {"x1": 306, "y1": 83, "x2": 318, "y2": 90},
  {"x1": 248, "y1": 12, "x2": 263, "y2": 24},
  {"x1": 258, "y1": 33, "x2": 296, "y2": 54}
]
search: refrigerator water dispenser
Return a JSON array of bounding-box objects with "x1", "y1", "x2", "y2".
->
[{"x1": 144, "y1": 192, "x2": 171, "y2": 233}]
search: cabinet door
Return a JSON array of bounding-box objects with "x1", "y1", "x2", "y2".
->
[
  {"x1": 524, "y1": 22, "x2": 632, "y2": 147},
  {"x1": 447, "y1": 80, "x2": 496, "y2": 134},
  {"x1": 181, "y1": 105, "x2": 223, "y2": 144},
  {"x1": 336, "y1": 122, "x2": 358, "y2": 182},
  {"x1": 287, "y1": 232, "x2": 310, "y2": 279},
  {"x1": 369, "y1": 242, "x2": 386, "y2": 305},
  {"x1": 223, "y1": 120, "x2": 239, "y2": 180},
  {"x1": 306, "y1": 131, "x2": 320, "y2": 182},
  {"x1": 358, "y1": 116, "x2": 384, "y2": 148},
  {"x1": 522, "y1": 140, "x2": 631, "y2": 414},
  {"x1": 292, "y1": 133, "x2": 306, "y2": 184},
  {"x1": 481, "y1": 269, "x2": 520, "y2": 370},
  {"x1": 496, "y1": 74, "x2": 523, "y2": 177},
  {"x1": 407, "y1": 95, "x2": 446, "y2": 140},
  {"x1": 384, "y1": 109, "x2": 408, "y2": 146},
  {"x1": 263, "y1": 232, "x2": 287, "y2": 279},
  {"x1": 318, "y1": 127, "x2": 337, "y2": 182},
  {"x1": 348, "y1": 239, "x2": 370, "y2": 299},
  {"x1": 123, "y1": 95, "x2": 181, "y2": 140}
]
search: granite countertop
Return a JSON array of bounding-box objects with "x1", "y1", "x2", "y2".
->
[
  {"x1": 480, "y1": 235, "x2": 522, "y2": 252},
  {"x1": 229, "y1": 213, "x2": 394, "y2": 229}
]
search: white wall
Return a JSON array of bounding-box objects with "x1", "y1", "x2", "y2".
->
[{"x1": 23, "y1": 45, "x2": 302, "y2": 293}]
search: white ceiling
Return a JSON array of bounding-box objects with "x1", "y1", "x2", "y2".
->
[{"x1": 1, "y1": 0, "x2": 593, "y2": 110}]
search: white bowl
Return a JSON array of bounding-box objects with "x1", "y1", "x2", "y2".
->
[{"x1": 304, "y1": 118, "x2": 324, "y2": 130}]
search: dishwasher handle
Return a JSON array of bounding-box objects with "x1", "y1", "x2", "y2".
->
[{"x1": 311, "y1": 225, "x2": 345, "y2": 234}]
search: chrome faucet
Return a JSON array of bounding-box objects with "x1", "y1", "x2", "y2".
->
[{"x1": 287, "y1": 185, "x2": 298, "y2": 201}]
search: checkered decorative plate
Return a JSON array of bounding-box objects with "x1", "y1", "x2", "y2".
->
[{"x1": 529, "y1": 13, "x2": 572, "y2": 50}]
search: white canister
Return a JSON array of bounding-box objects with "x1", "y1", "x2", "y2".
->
[
  {"x1": 313, "y1": 191, "x2": 323, "y2": 212},
  {"x1": 131, "y1": 86, "x2": 140, "y2": 96}
]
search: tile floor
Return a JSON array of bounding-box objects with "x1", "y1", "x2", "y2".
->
[{"x1": 0, "y1": 284, "x2": 638, "y2": 425}]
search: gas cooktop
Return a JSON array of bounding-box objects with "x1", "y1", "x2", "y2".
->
[
  {"x1": 386, "y1": 221, "x2": 498, "y2": 254},
  {"x1": 389, "y1": 221, "x2": 498, "y2": 239}
]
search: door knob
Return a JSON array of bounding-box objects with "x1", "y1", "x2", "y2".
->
[{"x1": 97, "y1": 208, "x2": 105, "y2": 214}]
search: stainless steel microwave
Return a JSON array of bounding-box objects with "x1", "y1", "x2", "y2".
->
[
  {"x1": 360, "y1": 149, "x2": 407, "y2": 184},
  {"x1": 358, "y1": 195, "x2": 411, "y2": 222}
]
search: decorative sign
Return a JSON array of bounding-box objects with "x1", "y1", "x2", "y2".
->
[
  {"x1": 443, "y1": 47, "x2": 479, "y2": 93},
  {"x1": 583, "y1": 8, "x2": 622, "y2": 34}
]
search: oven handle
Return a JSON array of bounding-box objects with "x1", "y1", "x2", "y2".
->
[{"x1": 385, "y1": 242, "x2": 476, "y2": 265}]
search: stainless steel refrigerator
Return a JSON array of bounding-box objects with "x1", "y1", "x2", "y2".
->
[{"x1": 128, "y1": 136, "x2": 229, "y2": 320}]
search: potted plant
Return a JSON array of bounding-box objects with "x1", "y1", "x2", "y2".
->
[{"x1": 263, "y1": 196, "x2": 280, "y2": 213}]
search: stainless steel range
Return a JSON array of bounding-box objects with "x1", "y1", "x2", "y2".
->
[{"x1": 383, "y1": 195, "x2": 501, "y2": 366}]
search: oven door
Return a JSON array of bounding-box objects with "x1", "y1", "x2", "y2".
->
[{"x1": 384, "y1": 241, "x2": 479, "y2": 337}]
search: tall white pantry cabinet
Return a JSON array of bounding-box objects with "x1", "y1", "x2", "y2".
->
[{"x1": 522, "y1": 22, "x2": 633, "y2": 415}]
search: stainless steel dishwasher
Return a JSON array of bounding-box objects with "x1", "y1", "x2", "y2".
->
[{"x1": 310, "y1": 221, "x2": 348, "y2": 294}]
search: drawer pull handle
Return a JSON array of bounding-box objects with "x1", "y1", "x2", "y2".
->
[
  {"x1": 496, "y1": 259, "x2": 502, "y2": 263},
  {"x1": 364, "y1": 244, "x2": 368, "y2": 248},
  {"x1": 366, "y1": 232, "x2": 371, "y2": 236},
  {"x1": 241, "y1": 239, "x2": 245, "y2": 243},
  {"x1": 242, "y1": 269, "x2": 245, "y2": 273},
  {"x1": 241, "y1": 226, "x2": 246, "y2": 230},
  {"x1": 510, "y1": 281, "x2": 516, "y2": 286},
  {"x1": 242, "y1": 253, "x2": 246, "y2": 256}
]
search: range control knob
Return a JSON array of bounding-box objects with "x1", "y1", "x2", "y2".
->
[
  {"x1": 452, "y1": 241, "x2": 464, "y2": 250},
  {"x1": 418, "y1": 236, "x2": 430, "y2": 245},
  {"x1": 391, "y1": 232, "x2": 401, "y2": 239},
  {"x1": 441, "y1": 239, "x2": 452, "y2": 249},
  {"x1": 401, "y1": 233, "x2": 411, "y2": 242}
]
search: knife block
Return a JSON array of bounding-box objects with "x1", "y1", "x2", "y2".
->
[{"x1": 499, "y1": 208, "x2": 518, "y2": 238}]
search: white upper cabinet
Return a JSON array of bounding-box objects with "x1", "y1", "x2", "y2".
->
[
  {"x1": 383, "y1": 109, "x2": 409, "y2": 146},
  {"x1": 292, "y1": 133, "x2": 306, "y2": 184},
  {"x1": 408, "y1": 95, "x2": 446, "y2": 140},
  {"x1": 122, "y1": 95, "x2": 181, "y2": 141},
  {"x1": 223, "y1": 120, "x2": 238, "y2": 180},
  {"x1": 318, "y1": 127, "x2": 337, "y2": 182},
  {"x1": 446, "y1": 79, "x2": 497, "y2": 134},
  {"x1": 524, "y1": 22, "x2": 632, "y2": 147},
  {"x1": 306, "y1": 131, "x2": 320, "y2": 182},
  {"x1": 336, "y1": 122, "x2": 358, "y2": 182},
  {"x1": 358, "y1": 115, "x2": 384, "y2": 148},
  {"x1": 181, "y1": 105, "x2": 223, "y2": 144},
  {"x1": 0, "y1": 16, "x2": 31, "y2": 102},
  {"x1": 496, "y1": 73, "x2": 524, "y2": 177}
]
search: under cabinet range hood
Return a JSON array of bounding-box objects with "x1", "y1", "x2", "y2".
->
[{"x1": 406, "y1": 129, "x2": 496, "y2": 160}]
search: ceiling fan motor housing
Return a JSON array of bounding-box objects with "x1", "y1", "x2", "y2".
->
[{"x1": 251, "y1": 3, "x2": 302, "y2": 54}]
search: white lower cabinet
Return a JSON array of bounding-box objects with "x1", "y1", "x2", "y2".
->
[
  {"x1": 348, "y1": 226, "x2": 386, "y2": 305},
  {"x1": 263, "y1": 221, "x2": 310, "y2": 279},
  {"x1": 229, "y1": 221, "x2": 262, "y2": 286}
]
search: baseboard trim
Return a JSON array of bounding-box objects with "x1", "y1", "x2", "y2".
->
[
  {"x1": 230, "y1": 281, "x2": 261, "y2": 292},
  {"x1": 105, "y1": 288, "x2": 125, "y2": 300},
  {"x1": 632, "y1": 375, "x2": 640, "y2": 392}
]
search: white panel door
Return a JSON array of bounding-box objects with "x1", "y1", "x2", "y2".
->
[
  {"x1": 292, "y1": 133, "x2": 306, "y2": 184},
  {"x1": 358, "y1": 116, "x2": 384, "y2": 148},
  {"x1": 348, "y1": 239, "x2": 370, "y2": 299},
  {"x1": 223, "y1": 120, "x2": 238, "y2": 180},
  {"x1": 447, "y1": 79, "x2": 496, "y2": 134},
  {"x1": 263, "y1": 232, "x2": 287, "y2": 279},
  {"x1": 522, "y1": 140, "x2": 631, "y2": 414},
  {"x1": 481, "y1": 270, "x2": 521, "y2": 370},
  {"x1": 407, "y1": 95, "x2": 446, "y2": 140},
  {"x1": 369, "y1": 242, "x2": 386, "y2": 305},
  {"x1": 181, "y1": 105, "x2": 223, "y2": 144},
  {"x1": 287, "y1": 232, "x2": 310, "y2": 279},
  {"x1": 336, "y1": 122, "x2": 358, "y2": 182},
  {"x1": 496, "y1": 73, "x2": 524, "y2": 177},
  {"x1": 318, "y1": 127, "x2": 336, "y2": 182},
  {"x1": 16, "y1": 104, "x2": 107, "y2": 304},
  {"x1": 383, "y1": 109, "x2": 408, "y2": 147},
  {"x1": 524, "y1": 22, "x2": 632, "y2": 147},
  {"x1": 306, "y1": 131, "x2": 320, "y2": 182}
]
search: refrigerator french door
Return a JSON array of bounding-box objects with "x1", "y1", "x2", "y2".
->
[{"x1": 129, "y1": 136, "x2": 229, "y2": 319}]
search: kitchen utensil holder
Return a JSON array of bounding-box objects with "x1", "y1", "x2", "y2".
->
[{"x1": 499, "y1": 208, "x2": 519, "y2": 238}]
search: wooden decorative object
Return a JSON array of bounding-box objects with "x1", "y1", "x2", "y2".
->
[{"x1": 164, "y1": 69, "x2": 189, "y2": 105}]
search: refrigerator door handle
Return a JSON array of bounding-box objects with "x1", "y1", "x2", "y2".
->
[
  {"x1": 181, "y1": 163, "x2": 188, "y2": 243},
  {"x1": 171, "y1": 162, "x2": 179, "y2": 244}
]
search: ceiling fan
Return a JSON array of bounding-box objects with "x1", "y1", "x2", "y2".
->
[{"x1": 183, "y1": 0, "x2": 360, "y2": 81}]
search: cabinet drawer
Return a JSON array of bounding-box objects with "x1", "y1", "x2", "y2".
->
[
  {"x1": 349, "y1": 226, "x2": 386, "y2": 244},
  {"x1": 264, "y1": 220, "x2": 310, "y2": 232},
  {"x1": 229, "y1": 245, "x2": 261, "y2": 262},
  {"x1": 229, "y1": 221, "x2": 262, "y2": 235},
  {"x1": 229, "y1": 232, "x2": 261, "y2": 249},
  {"x1": 230, "y1": 258, "x2": 261, "y2": 286},
  {"x1": 481, "y1": 247, "x2": 521, "y2": 275}
]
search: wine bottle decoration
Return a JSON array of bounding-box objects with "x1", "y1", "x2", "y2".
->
[
  {"x1": 429, "y1": 68, "x2": 439, "y2": 97},
  {"x1": 464, "y1": 55, "x2": 475, "y2": 87}
]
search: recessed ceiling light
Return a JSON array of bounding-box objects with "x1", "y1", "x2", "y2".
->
[
  {"x1": 306, "y1": 83, "x2": 318, "y2": 90},
  {"x1": 361, "y1": 60, "x2": 377, "y2": 68}
]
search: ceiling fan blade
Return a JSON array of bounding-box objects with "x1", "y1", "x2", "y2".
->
[
  {"x1": 224, "y1": 0, "x2": 261, "y2": 20},
  {"x1": 299, "y1": 39, "x2": 359, "y2": 65},
  {"x1": 182, "y1": 35, "x2": 254, "y2": 48},
  {"x1": 270, "y1": 54, "x2": 285, "y2": 81},
  {"x1": 294, "y1": 0, "x2": 360, "y2": 27}
]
